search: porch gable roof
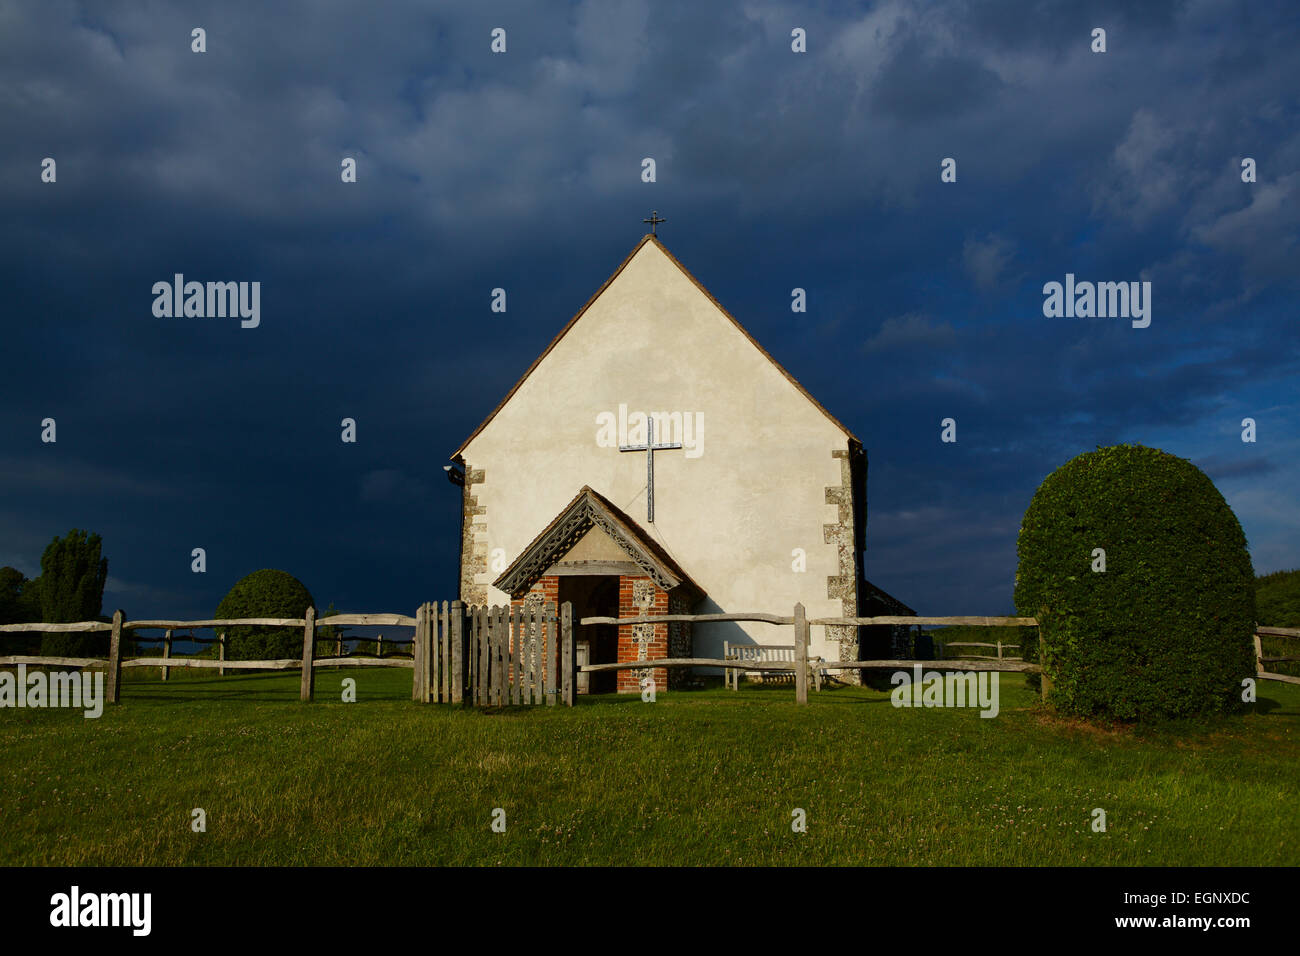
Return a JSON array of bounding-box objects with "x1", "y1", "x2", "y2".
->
[{"x1": 493, "y1": 486, "x2": 704, "y2": 600}]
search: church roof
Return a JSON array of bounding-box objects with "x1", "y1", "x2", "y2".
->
[
  {"x1": 452, "y1": 233, "x2": 858, "y2": 459},
  {"x1": 493, "y1": 485, "x2": 704, "y2": 599},
  {"x1": 860, "y1": 578, "x2": 916, "y2": 617}
]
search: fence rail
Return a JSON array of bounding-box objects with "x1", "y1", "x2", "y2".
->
[
  {"x1": 1253, "y1": 628, "x2": 1300, "y2": 685},
  {"x1": 938, "y1": 640, "x2": 1024, "y2": 662},
  {"x1": 580, "y1": 607, "x2": 1043, "y2": 703},
  {"x1": 0, "y1": 602, "x2": 579, "y2": 708},
  {"x1": 6, "y1": 607, "x2": 1296, "y2": 701},
  {"x1": 0, "y1": 607, "x2": 435, "y2": 704},
  {"x1": 578, "y1": 611, "x2": 1300, "y2": 700}
]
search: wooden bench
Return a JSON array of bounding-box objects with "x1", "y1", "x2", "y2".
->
[{"x1": 722, "y1": 642, "x2": 825, "y2": 691}]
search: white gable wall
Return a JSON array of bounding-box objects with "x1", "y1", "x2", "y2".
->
[{"x1": 460, "y1": 240, "x2": 857, "y2": 663}]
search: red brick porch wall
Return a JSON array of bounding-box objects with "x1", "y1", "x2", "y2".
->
[{"x1": 617, "y1": 575, "x2": 668, "y2": 693}]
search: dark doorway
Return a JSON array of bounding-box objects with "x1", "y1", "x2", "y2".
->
[{"x1": 558, "y1": 575, "x2": 620, "y2": 694}]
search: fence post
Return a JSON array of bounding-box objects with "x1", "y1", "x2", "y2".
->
[
  {"x1": 428, "y1": 603, "x2": 438, "y2": 703},
  {"x1": 494, "y1": 606, "x2": 507, "y2": 706},
  {"x1": 487, "y1": 606, "x2": 495, "y2": 706},
  {"x1": 218, "y1": 631, "x2": 225, "y2": 676},
  {"x1": 477, "y1": 607, "x2": 489, "y2": 705},
  {"x1": 467, "y1": 606, "x2": 477, "y2": 705},
  {"x1": 424, "y1": 602, "x2": 434, "y2": 703},
  {"x1": 482, "y1": 606, "x2": 492, "y2": 705},
  {"x1": 793, "y1": 602, "x2": 809, "y2": 705},
  {"x1": 496, "y1": 606, "x2": 507, "y2": 706},
  {"x1": 300, "y1": 606, "x2": 316, "y2": 702},
  {"x1": 544, "y1": 603, "x2": 557, "y2": 706},
  {"x1": 429, "y1": 605, "x2": 440, "y2": 702},
  {"x1": 161, "y1": 628, "x2": 171, "y2": 682},
  {"x1": 527, "y1": 602, "x2": 538, "y2": 705},
  {"x1": 106, "y1": 609, "x2": 124, "y2": 704},
  {"x1": 483, "y1": 607, "x2": 493, "y2": 705},
  {"x1": 434, "y1": 606, "x2": 444, "y2": 702},
  {"x1": 500, "y1": 605, "x2": 510, "y2": 705},
  {"x1": 436, "y1": 604, "x2": 446, "y2": 702},
  {"x1": 426, "y1": 605, "x2": 436, "y2": 702},
  {"x1": 411, "y1": 604, "x2": 422, "y2": 702},
  {"x1": 1253, "y1": 631, "x2": 1264, "y2": 676},
  {"x1": 486, "y1": 607, "x2": 496, "y2": 705},
  {"x1": 451, "y1": 601, "x2": 464, "y2": 705},
  {"x1": 530, "y1": 606, "x2": 540, "y2": 702},
  {"x1": 509, "y1": 604, "x2": 522, "y2": 706},
  {"x1": 440, "y1": 601, "x2": 450, "y2": 703},
  {"x1": 561, "y1": 602, "x2": 575, "y2": 706}
]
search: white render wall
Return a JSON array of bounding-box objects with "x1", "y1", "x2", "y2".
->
[{"x1": 459, "y1": 240, "x2": 857, "y2": 662}]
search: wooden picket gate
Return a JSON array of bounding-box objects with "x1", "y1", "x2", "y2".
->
[{"x1": 414, "y1": 601, "x2": 575, "y2": 707}]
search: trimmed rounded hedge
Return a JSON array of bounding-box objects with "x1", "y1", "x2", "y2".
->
[
  {"x1": 215, "y1": 569, "x2": 315, "y2": 661},
  {"x1": 1014, "y1": 445, "x2": 1255, "y2": 720}
]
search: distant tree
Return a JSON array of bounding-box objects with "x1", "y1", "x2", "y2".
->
[
  {"x1": 216, "y1": 569, "x2": 315, "y2": 661},
  {"x1": 0, "y1": 567, "x2": 28, "y2": 621},
  {"x1": 1256, "y1": 569, "x2": 1300, "y2": 627},
  {"x1": 316, "y1": 601, "x2": 350, "y2": 658},
  {"x1": 36, "y1": 530, "x2": 109, "y2": 658},
  {"x1": 0, "y1": 567, "x2": 42, "y2": 653}
]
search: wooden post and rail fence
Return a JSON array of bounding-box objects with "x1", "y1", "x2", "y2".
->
[
  {"x1": 938, "y1": 640, "x2": 1023, "y2": 662},
  {"x1": 576, "y1": 608, "x2": 1045, "y2": 704},
  {"x1": 1252, "y1": 627, "x2": 1300, "y2": 685},
  {"x1": 0, "y1": 609, "x2": 431, "y2": 704},
  {"x1": 2, "y1": 604, "x2": 1296, "y2": 705},
  {"x1": 0, "y1": 602, "x2": 579, "y2": 707}
]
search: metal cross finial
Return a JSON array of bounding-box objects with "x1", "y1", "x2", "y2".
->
[
  {"x1": 618, "y1": 416, "x2": 682, "y2": 523},
  {"x1": 642, "y1": 210, "x2": 665, "y2": 236}
]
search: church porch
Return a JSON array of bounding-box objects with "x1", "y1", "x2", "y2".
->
[{"x1": 496, "y1": 486, "x2": 703, "y2": 693}]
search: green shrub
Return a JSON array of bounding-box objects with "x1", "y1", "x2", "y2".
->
[
  {"x1": 215, "y1": 570, "x2": 315, "y2": 661},
  {"x1": 1014, "y1": 444, "x2": 1255, "y2": 720},
  {"x1": 0, "y1": 567, "x2": 42, "y2": 654}
]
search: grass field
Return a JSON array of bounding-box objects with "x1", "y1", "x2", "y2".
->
[{"x1": 1, "y1": 667, "x2": 1296, "y2": 866}]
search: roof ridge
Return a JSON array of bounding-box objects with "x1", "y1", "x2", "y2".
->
[{"x1": 451, "y1": 233, "x2": 857, "y2": 459}]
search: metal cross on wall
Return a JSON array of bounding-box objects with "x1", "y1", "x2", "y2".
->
[{"x1": 619, "y1": 416, "x2": 682, "y2": 523}]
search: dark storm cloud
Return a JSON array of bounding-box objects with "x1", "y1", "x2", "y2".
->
[
  {"x1": 0, "y1": 0, "x2": 1296, "y2": 617},
  {"x1": 869, "y1": 33, "x2": 1004, "y2": 121},
  {"x1": 1197, "y1": 455, "x2": 1278, "y2": 482}
]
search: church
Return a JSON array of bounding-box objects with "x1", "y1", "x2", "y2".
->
[{"x1": 449, "y1": 229, "x2": 875, "y2": 692}]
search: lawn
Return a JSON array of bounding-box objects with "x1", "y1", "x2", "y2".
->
[{"x1": 1, "y1": 667, "x2": 1296, "y2": 866}]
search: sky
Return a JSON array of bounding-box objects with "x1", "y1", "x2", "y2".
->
[{"x1": 1, "y1": 0, "x2": 1297, "y2": 621}]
